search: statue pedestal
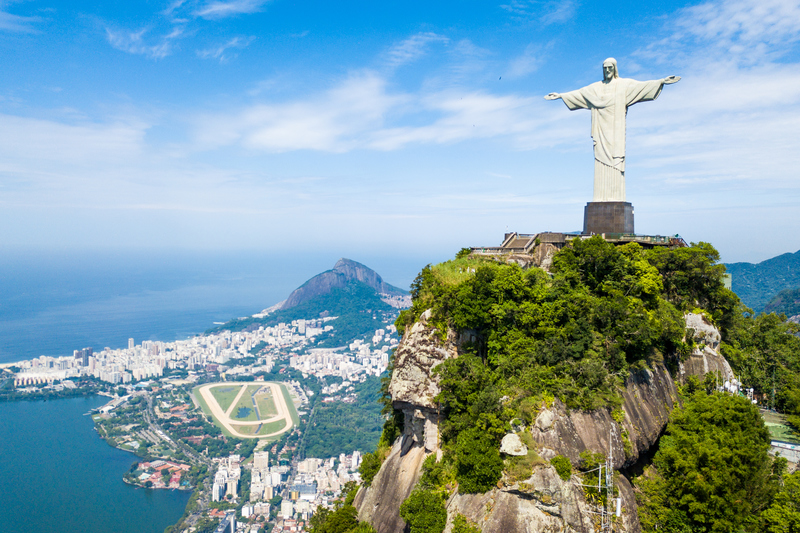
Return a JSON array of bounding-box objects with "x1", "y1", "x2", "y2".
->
[{"x1": 583, "y1": 202, "x2": 634, "y2": 235}]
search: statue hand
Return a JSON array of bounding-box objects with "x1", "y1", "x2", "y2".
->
[
  {"x1": 663, "y1": 75, "x2": 681, "y2": 84},
  {"x1": 544, "y1": 92, "x2": 561, "y2": 100}
]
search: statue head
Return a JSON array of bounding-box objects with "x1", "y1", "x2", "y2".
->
[{"x1": 602, "y1": 58, "x2": 618, "y2": 81}]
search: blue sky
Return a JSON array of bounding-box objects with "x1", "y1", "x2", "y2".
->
[{"x1": 1, "y1": 0, "x2": 799, "y2": 264}]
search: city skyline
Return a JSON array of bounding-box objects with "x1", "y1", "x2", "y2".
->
[{"x1": 1, "y1": 0, "x2": 799, "y2": 263}]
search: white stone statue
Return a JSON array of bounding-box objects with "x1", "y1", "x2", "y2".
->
[{"x1": 545, "y1": 58, "x2": 680, "y2": 202}]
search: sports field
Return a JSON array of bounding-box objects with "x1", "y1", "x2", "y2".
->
[{"x1": 194, "y1": 381, "x2": 297, "y2": 439}]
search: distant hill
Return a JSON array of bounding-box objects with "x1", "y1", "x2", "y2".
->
[
  {"x1": 763, "y1": 288, "x2": 800, "y2": 319},
  {"x1": 282, "y1": 258, "x2": 407, "y2": 310},
  {"x1": 724, "y1": 250, "x2": 800, "y2": 312},
  {"x1": 207, "y1": 258, "x2": 409, "y2": 347}
]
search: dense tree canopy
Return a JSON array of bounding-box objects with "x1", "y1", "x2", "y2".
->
[{"x1": 636, "y1": 391, "x2": 782, "y2": 533}]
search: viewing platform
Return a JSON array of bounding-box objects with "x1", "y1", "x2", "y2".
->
[{"x1": 471, "y1": 231, "x2": 688, "y2": 257}]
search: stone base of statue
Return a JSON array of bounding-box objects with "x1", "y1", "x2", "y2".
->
[{"x1": 583, "y1": 202, "x2": 634, "y2": 235}]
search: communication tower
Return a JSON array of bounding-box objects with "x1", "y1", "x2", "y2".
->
[{"x1": 573, "y1": 425, "x2": 622, "y2": 532}]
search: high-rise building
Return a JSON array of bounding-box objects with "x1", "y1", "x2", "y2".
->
[
  {"x1": 214, "y1": 512, "x2": 236, "y2": 533},
  {"x1": 128, "y1": 338, "x2": 134, "y2": 350},
  {"x1": 254, "y1": 451, "x2": 269, "y2": 471}
]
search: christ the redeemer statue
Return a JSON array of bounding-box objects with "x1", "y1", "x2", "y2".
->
[{"x1": 545, "y1": 58, "x2": 680, "y2": 202}]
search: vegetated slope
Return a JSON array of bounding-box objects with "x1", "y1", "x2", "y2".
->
[
  {"x1": 348, "y1": 239, "x2": 800, "y2": 533},
  {"x1": 724, "y1": 249, "x2": 800, "y2": 312},
  {"x1": 282, "y1": 258, "x2": 407, "y2": 310},
  {"x1": 763, "y1": 287, "x2": 800, "y2": 318}
]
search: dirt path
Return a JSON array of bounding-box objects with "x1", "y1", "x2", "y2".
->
[{"x1": 198, "y1": 382, "x2": 293, "y2": 439}]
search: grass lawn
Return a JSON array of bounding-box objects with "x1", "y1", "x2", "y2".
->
[
  {"x1": 230, "y1": 424, "x2": 258, "y2": 436},
  {"x1": 209, "y1": 385, "x2": 242, "y2": 413},
  {"x1": 230, "y1": 387, "x2": 260, "y2": 421},
  {"x1": 257, "y1": 418, "x2": 287, "y2": 435},
  {"x1": 766, "y1": 423, "x2": 800, "y2": 444},
  {"x1": 255, "y1": 389, "x2": 278, "y2": 418},
  {"x1": 760, "y1": 409, "x2": 800, "y2": 444}
]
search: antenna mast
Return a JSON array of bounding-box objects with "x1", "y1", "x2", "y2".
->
[{"x1": 573, "y1": 424, "x2": 621, "y2": 532}]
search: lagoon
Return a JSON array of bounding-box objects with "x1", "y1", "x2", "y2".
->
[{"x1": 0, "y1": 396, "x2": 190, "y2": 533}]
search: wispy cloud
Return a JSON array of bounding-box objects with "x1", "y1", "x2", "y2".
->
[
  {"x1": 641, "y1": 0, "x2": 800, "y2": 65},
  {"x1": 105, "y1": 26, "x2": 185, "y2": 59},
  {"x1": 506, "y1": 43, "x2": 546, "y2": 78},
  {"x1": 384, "y1": 32, "x2": 449, "y2": 68},
  {"x1": 192, "y1": 70, "x2": 565, "y2": 153},
  {"x1": 197, "y1": 36, "x2": 255, "y2": 62},
  {"x1": 195, "y1": 0, "x2": 271, "y2": 20},
  {"x1": 194, "y1": 72, "x2": 406, "y2": 152},
  {"x1": 0, "y1": 3, "x2": 40, "y2": 32},
  {"x1": 0, "y1": 114, "x2": 147, "y2": 166},
  {"x1": 500, "y1": 0, "x2": 578, "y2": 24}
]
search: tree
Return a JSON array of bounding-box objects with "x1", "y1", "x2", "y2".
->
[
  {"x1": 399, "y1": 488, "x2": 447, "y2": 533},
  {"x1": 454, "y1": 427, "x2": 504, "y2": 493},
  {"x1": 637, "y1": 391, "x2": 780, "y2": 533},
  {"x1": 761, "y1": 470, "x2": 800, "y2": 533}
]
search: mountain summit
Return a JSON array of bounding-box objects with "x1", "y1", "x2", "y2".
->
[{"x1": 281, "y1": 258, "x2": 407, "y2": 311}]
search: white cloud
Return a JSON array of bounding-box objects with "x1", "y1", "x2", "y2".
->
[
  {"x1": 194, "y1": 73, "x2": 406, "y2": 152},
  {"x1": 675, "y1": 0, "x2": 800, "y2": 46},
  {"x1": 193, "y1": 69, "x2": 569, "y2": 153},
  {"x1": 195, "y1": 0, "x2": 271, "y2": 20},
  {"x1": 506, "y1": 43, "x2": 546, "y2": 78},
  {"x1": 0, "y1": 1, "x2": 40, "y2": 32},
  {"x1": 197, "y1": 36, "x2": 255, "y2": 62},
  {"x1": 105, "y1": 26, "x2": 185, "y2": 59},
  {"x1": 500, "y1": 0, "x2": 578, "y2": 24},
  {"x1": 368, "y1": 92, "x2": 544, "y2": 150},
  {"x1": 384, "y1": 32, "x2": 449, "y2": 68},
  {"x1": 0, "y1": 114, "x2": 147, "y2": 165},
  {"x1": 641, "y1": 0, "x2": 800, "y2": 66}
]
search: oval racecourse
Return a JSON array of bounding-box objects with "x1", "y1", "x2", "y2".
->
[{"x1": 193, "y1": 382, "x2": 299, "y2": 439}]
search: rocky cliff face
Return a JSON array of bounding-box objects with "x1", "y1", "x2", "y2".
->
[
  {"x1": 356, "y1": 311, "x2": 733, "y2": 533},
  {"x1": 281, "y1": 258, "x2": 406, "y2": 310},
  {"x1": 678, "y1": 312, "x2": 735, "y2": 384}
]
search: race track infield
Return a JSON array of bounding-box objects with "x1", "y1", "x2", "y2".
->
[{"x1": 193, "y1": 382, "x2": 298, "y2": 439}]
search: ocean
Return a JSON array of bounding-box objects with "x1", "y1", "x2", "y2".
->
[{"x1": 0, "y1": 248, "x2": 421, "y2": 365}]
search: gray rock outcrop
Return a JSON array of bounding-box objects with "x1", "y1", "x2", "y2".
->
[
  {"x1": 679, "y1": 312, "x2": 735, "y2": 384},
  {"x1": 531, "y1": 363, "x2": 678, "y2": 469},
  {"x1": 499, "y1": 434, "x2": 528, "y2": 456}
]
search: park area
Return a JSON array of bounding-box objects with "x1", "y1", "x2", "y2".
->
[{"x1": 193, "y1": 382, "x2": 298, "y2": 440}]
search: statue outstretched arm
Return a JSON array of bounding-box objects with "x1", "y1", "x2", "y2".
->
[
  {"x1": 663, "y1": 75, "x2": 681, "y2": 85},
  {"x1": 544, "y1": 92, "x2": 561, "y2": 100}
]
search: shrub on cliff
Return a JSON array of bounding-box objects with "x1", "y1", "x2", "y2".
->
[
  {"x1": 399, "y1": 488, "x2": 447, "y2": 533},
  {"x1": 454, "y1": 427, "x2": 504, "y2": 493},
  {"x1": 550, "y1": 455, "x2": 572, "y2": 481}
]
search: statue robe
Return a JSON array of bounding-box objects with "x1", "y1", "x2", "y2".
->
[{"x1": 560, "y1": 77, "x2": 665, "y2": 202}]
